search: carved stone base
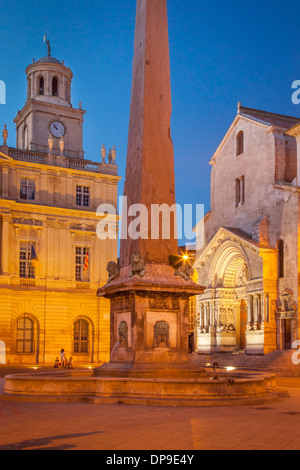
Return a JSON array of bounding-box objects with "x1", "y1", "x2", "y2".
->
[{"x1": 95, "y1": 263, "x2": 205, "y2": 376}]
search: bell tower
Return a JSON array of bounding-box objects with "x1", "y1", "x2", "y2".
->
[{"x1": 14, "y1": 42, "x2": 85, "y2": 158}]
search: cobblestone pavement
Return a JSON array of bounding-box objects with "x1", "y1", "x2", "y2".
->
[{"x1": 1, "y1": 367, "x2": 300, "y2": 450}]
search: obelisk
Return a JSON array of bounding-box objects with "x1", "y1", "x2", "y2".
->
[
  {"x1": 96, "y1": 0, "x2": 204, "y2": 376},
  {"x1": 120, "y1": 0, "x2": 178, "y2": 267}
]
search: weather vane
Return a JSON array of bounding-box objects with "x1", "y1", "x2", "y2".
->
[{"x1": 43, "y1": 33, "x2": 51, "y2": 57}]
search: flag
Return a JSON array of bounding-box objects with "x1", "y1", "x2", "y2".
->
[
  {"x1": 30, "y1": 244, "x2": 38, "y2": 262},
  {"x1": 83, "y1": 251, "x2": 89, "y2": 274},
  {"x1": 44, "y1": 34, "x2": 47, "y2": 43}
]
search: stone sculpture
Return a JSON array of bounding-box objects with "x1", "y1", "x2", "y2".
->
[
  {"x1": 129, "y1": 254, "x2": 146, "y2": 278},
  {"x1": 106, "y1": 261, "x2": 120, "y2": 283},
  {"x1": 153, "y1": 321, "x2": 170, "y2": 349},
  {"x1": 2, "y1": 124, "x2": 8, "y2": 145},
  {"x1": 169, "y1": 254, "x2": 193, "y2": 281},
  {"x1": 101, "y1": 144, "x2": 106, "y2": 164},
  {"x1": 118, "y1": 321, "x2": 128, "y2": 349}
]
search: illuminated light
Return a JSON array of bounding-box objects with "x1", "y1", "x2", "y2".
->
[
  {"x1": 206, "y1": 363, "x2": 211, "y2": 367},
  {"x1": 182, "y1": 255, "x2": 189, "y2": 261},
  {"x1": 226, "y1": 367, "x2": 236, "y2": 372}
]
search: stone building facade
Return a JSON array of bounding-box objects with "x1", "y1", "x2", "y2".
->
[
  {"x1": 194, "y1": 105, "x2": 300, "y2": 355},
  {"x1": 0, "y1": 51, "x2": 120, "y2": 364}
]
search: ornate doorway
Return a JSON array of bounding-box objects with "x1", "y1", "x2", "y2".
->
[{"x1": 282, "y1": 319, "x2": 292, "y2": 350}]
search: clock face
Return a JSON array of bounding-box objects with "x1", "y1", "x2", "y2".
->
[{"x1": 50, "y1": 121, "x2": 65, "y2": 138}]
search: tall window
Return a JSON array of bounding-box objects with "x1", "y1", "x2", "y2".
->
[
  {"x1": 278, "y1": 239, "x2": 284, "y2": 278},
  {"x1": 19, "y1": 242, "x2": 35, "y2": 279},
  {"x1": 39, "y1": 76, "x2": 44, "y2": 95},
  {"x1": 73, "y1": 319, "x2": 89, "y2": 353},
  {"x1": 20, "y1": 178, "x2": 35, "y2": 200},
  {"x1": 76, "y1": 185, "x2": 90, "y2": 207},
  {"x1": 27, "y1": 79, "x2": 31, "y2": 99},
  {"x1": 75, "y1": 247, "x2": 90, "y2": 282},
  {"x1": 235, "y1": 176, "x2": 245, "y2": 207},
  {"x1": 52, "y1": 77, "x2": 58, "y2": 96},
  {"x1": 16, "y1": 316, "x2": 34, "y2": 353},
  {"x1": 236, "y1": 131, "x2": 244, "y2": 156}
]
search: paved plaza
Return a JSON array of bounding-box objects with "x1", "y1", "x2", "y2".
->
[{"x1": 0, "y1": 367, "x2": 300, "y2": 450}]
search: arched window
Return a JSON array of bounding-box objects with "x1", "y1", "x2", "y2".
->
[
  {"x1": 23, "y1": 125, "x2": 29, "y2": 150},
  {"x1": 236, "y1": 131, "x2": 244, "y2": 156},
  {"x1": 278, "y1": 239, "x2": 284, "y2": 278},
  {"x1": 52, "y1": 77, "x2": 58, "y2": 96},
  {"x1": 16, "y1": 316, "x2": 34, "y2": 353},
  {"x1": 39, "y1": 76, "x2": 44, "y2": 95},
  {"x1": 73, "y1": 319, "x2": 89, "y2": 354}
]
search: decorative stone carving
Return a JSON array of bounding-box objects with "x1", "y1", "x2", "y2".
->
[
  {"x1": 71, "y1": 223, "x2": 96, "y2": 232},
  {"x1": 169, "y1": 254, "x2": 193, "y2": 281},
  {"x1": 48, "y1": 135, "x2": 53, "y2": 155},
  {"x1": 246, "y1": 322, "x2": 254, "y2": 331},
  {"x1": 279, "y1": 289, "x2": 296, "y2": 316},
  {"x1": 101, "y1": 144, "x2": 106, "y2": 164},
  {"x1": 129, "y1": 254, "x2": 146, "y2": 278},
  {"x1": 118, "y1": 321, "x2": 128, "y2": 349},
  {"x1": 106, "y1": 261, "x2": 120, "y2": 283},
  {"x1": 111, "y1": 145, "x2": 116, "y2": 164},
  {"x1": 236, "y1": 265, "x2": 248, "y2": 287},
  {"x1": 2, "y1": 124, "x2": 8, "y2": 145},
  {"x1": 108, "y1": 148, "x2": 112, "y2": 165},
  {"x1": 59, "y1": 137, "x2": 65, "y2": 156},
  {"x1": 153, "y1": 321, "x2": 170, "y2": 349},
  {"x1": 13, "y1": 217, "x2": 43, "y2": 227}
]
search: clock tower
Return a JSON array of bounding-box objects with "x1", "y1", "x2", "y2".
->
[{"x1": 14, "y1": 47, "x2": 85, "y2": 158}]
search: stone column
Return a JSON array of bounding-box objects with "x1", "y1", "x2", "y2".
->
[
  {"x1": 2, "y1": 165, "x2": 9, "y2": 198},
  {"x1": 210, "y1": 302, "x2": 214, "y2": 327},
  {"x1": 2, "y1": 215, "x2": 10, "y2": 275},
  {"x1": 247, "y1": 295, "x2": 253, "y2": 325},
  {"x1": 253, "y1": 294, "x2": 258, "y2": 324},
  {"x1": 200, "y1": 304, "x2": 204, "y2": 329}
]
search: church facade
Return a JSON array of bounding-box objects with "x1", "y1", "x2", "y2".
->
[
  {"x1": 0, "y1": 50, "x2": 120, "y2": 365},
  {"x1": 194, "y1": 105, "x2": 300, "y2": 355}
]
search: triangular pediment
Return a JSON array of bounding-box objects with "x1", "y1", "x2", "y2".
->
[{"x1": 209, "y1": 113, "x2": 270, "y2": 166}]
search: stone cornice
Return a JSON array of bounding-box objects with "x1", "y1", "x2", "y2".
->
[
  {"x1": 0, "y1": 199, "x2": 120, "y2": 221},
  {"x1": 273, "y1": 183, "x2": 300, "y2": 193}
]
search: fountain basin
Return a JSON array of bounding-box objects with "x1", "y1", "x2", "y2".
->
[{"x1": 3, "y1": 370, "x2": 279, "y2": 407}]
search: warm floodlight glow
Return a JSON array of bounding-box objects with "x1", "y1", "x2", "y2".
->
[{"x1": 226, "y1": 367, "x2": 236, "y2": 372}]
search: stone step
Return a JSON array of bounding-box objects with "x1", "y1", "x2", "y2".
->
[{"x1": 191, "y1": 350, "x2": 300, "y2": 376}]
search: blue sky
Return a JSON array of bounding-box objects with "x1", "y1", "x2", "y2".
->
[{"x1": 0, "y1": 0, "x2": 299, "y2": 245}]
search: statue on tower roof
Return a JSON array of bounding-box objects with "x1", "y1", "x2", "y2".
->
[{"x1": 44, "y1": 34, "x2": 51, "y2": 57}]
